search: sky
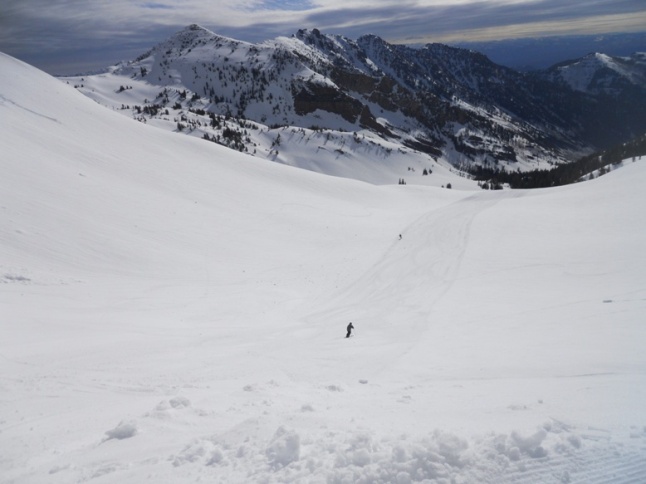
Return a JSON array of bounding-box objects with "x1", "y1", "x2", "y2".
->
[{"x1": 1, "y1": 0, "x2": 645, "y2": 75}]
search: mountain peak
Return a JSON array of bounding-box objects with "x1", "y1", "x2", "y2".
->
[
  {"x1": 176, "y1": 24, "x2": 221, "y2": 38},
  {"x1": 152, "y1": 24, "x2": 211, "y2": 49},
  {"x1": 547, "y1": 51, "x2": 646, "y2": 95},
  {"x1": 72, "y1": 25, "x2": 646, "y2": 177},
  {"x1": 293, "y1": 28, "x2": 341, "y2": 49},
  {"x1": 186, "y1": 23, "x2": 206, "y2": 32},
  {"x1": 172, "y1": 23, "x2": 216, "y2": 39},
  {"x1": 295, "y1": 28, "x2": 323, "y2": 39}
]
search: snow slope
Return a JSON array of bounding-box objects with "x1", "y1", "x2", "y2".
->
[
  {"x1": 62, "y1": 67, "x2": 477, "y2": 190},
  {"x1": 553, "y1": 52, "x2": 646, "y2": 94},
  {"x1": 1, "y1": 52, "x2": 646, "y2": 483}
]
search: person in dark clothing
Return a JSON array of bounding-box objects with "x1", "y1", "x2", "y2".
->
[{"x1": 346, "y1": 322, "x2": 354, "y2": 338}]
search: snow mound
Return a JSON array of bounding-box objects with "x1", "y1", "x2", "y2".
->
[
  {"x1": 266, "y1": 426, "x2": 301, "y2": 468},
  {"x1": 104, "y1": 421, "x2": 138, "y2": 441},
  {"x1": 153, "y1": 422, "x2": 644, "y2": 483}
]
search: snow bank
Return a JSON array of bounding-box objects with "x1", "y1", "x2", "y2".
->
[{"x1": 104, "y1": 421, "x2": 138, "y2": 441}]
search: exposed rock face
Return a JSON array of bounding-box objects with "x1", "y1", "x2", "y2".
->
[
  {"x1": 110, "y1": 24, "x2": 646, "y2": 172},
  {"x1": 293, "y1": 82, "x2": 364, "y2": 123}
]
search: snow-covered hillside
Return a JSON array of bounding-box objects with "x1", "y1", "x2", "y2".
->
[
  {"x1": 63, "y1": 25, "x2": 641, "y2": 183},
  {"x1": 549, "y1": 52, "x2": 646, "y2": 95},
  {"x1": 2, "y1": 52, "x2": 646, "y2": 483},
  {"x1": 59, "y1": 24, "x2": 496, "y2": 189},
  {"x1": 62, "y1": 51, "x2": 474, "y2": 189},
  {"x1": 61, "y1": 26, "x2": 646, "y2": 183}
]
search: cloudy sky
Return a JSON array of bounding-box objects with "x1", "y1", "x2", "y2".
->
[{"x1": 1, "y1": 0, "x2": 645, "y2": 74}]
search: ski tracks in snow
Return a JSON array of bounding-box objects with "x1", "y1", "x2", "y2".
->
[{"x1": 296, "y1": 191, "x2": 509, "y2": 379}]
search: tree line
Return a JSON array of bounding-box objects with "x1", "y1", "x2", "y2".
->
[{"x1": 472, "y1": 132, "x2": 646, "y2": 189}]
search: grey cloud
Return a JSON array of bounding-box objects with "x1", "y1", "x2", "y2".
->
[
  {"x1": 1, "y1": 0, "x2": 644, "y2": 74},
  {"x1": 295, "y1": 0, "x2": 645, "y2": 40}
]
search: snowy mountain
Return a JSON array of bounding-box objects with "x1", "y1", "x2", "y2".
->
[
  {"x1": 62, "y1": 25, "x2": 646, "y2": 185},
  {"x1": 454, "y1": 32, "x2": 646, "y2": 71},
  {"x1": 538, "y1": 51, "x2": 646, "y2": 148},
  {"x1": 545, "y1": 52, "x2": 646, "y2": 95},
  {"x1": 3, "y1": 50, "x2": 646, "y2": 483}
]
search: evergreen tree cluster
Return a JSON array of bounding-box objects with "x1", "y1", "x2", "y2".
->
[{"x1": 471, "y1": 132, "x2": 646, "y2": 189}]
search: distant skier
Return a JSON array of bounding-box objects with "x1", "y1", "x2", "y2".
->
[
  {"x1": 346, "y1": 322, "x2": 354, "y2": 338},
  {"x1": 399, "y1": 234, "x2": 402, "y2": 240}
]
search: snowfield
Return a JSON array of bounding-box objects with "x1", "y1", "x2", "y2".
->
[{"x1": 1, "y1": 52, "x2": 645, "y2": 483}]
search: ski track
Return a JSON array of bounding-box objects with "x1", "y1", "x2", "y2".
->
[{"x1": 288, "y1": 191, "x2": 508, "y2": 381}]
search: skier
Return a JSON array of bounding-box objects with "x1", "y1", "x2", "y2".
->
[{"x1": 346, "y1": 322, "x2": 354, "y2": 338}]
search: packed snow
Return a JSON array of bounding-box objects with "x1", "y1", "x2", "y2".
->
[{"x1": 1, "y1": 52, "x2": 646, "y2": 483}]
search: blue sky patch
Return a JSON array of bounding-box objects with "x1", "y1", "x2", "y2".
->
[
  {"x1": 261, "y1": 0, "x2": 315, "y2": 11},
  {"x1": 141, "y1": 2, "x2": 174, "y2": 9}
]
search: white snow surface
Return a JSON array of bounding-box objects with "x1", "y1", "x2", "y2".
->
[
  {"x1": 555, "y1": 52, "x2": 646, "y2": 94},
  {"x1": 1, "y1": 52, "x2": 646, "y2": 483},
  {"x1": 61, "y1": 68, "x2": 478, "y2": 190}
]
